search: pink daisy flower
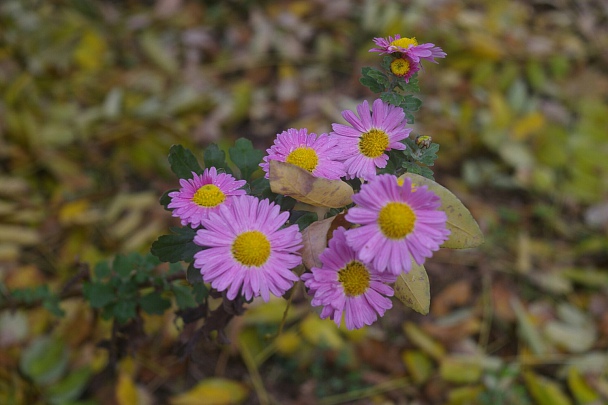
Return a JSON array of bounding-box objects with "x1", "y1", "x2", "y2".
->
[
  {"x1": 369, "y1": 35, "x2": 446, "y2": 64},
  {"x1": 330, "y1": 99, "x2": 411, "y2": 181},
  {"x1": 301, "y1": 227, "x2": 396, "y2": 330},
  {"x1": 260, "y1": 128, "x2": 346, "y2": 180},
  {"x1": 193, "y1": 195, "x2": 302, "y2": 302},
  {"x1": 389, "y1": 56, "x2": 420, "y2": 83},
  {"x1": 345, "y1": 174, "x2": 450, "y2": 275},
  {"x1": 168, "y1": 167, "x2": 246, "y2": 228}
]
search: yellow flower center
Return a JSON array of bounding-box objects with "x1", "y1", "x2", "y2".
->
[
  {"x1": 390, "y1": 58, "x2": 411, "y2": 77},
  {"x1": 390, "y1": 37, "x2": 418, "y2": 48},
  {"x1": 378, "y1": 202, "x2": 417, "y2": 239},
  {"x1": 359, "y1": 129, "x2": 389, "y2": 158},
  {"x1": 338, "y1": 261, "x2": 370, "y2": 297},
  {"x1": 231, "y1": 230, "x2": 271, "y2": 267},
  {"x1": 192, "y1": 184, "x2": 226, "y2": 207},
  {"x1": 285, "y1": 147, "x2": 319, "y2": 173}
]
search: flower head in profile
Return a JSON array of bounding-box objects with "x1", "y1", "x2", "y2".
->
[
  {"x1": 345, "y1": 174, "x2": 450, "y2": 275},
  {"x1": 193, "y1": 195, "x2": 302, "y2": 302},
  {"x1": 260, "y1": 128, "x2": 346, "y2": 180},
  {"x1": 301, "y1": 227, "x2": 396, "y2": 330},
  {"x1": 370, "y1": 35, "x2": 446, "y2": 64},
  {"x1": 168, "y1": 167, "x2": 246, "y2": 228},
  {"x1": 330, "y1": 99, "x2": 411, "y2": 180}
]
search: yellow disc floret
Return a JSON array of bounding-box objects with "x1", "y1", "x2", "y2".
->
[
  {"x1": 192, "y1": 184, "x2": 226, "y2": 207},
  {"x1": 358, "y1": 129, "x2": 389, "y2": 158},
  {"x1": 231, "y1": 230, "x2": 271, "y2": 267},
  {"x1": 338, "y1": 261, "x2": 371, "y2": 296},
  {"x1": 378, "y1": 202, "x2": 417, "y2": 239},
  {"x1": 285, "y1": 147, "x2": 319, "y2": 173},
  {"x1": 390, "y1": 58, "x2": 411, "y2": 77},
  {"x1": 390, "y1": 36, "x2": 418, "y2": 49}
]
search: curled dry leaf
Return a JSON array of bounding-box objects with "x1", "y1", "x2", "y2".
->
[
  {"x1": 399, "y1": 173, "x2": 484, "y2": 249},
  {"x1": 394, "y1": 262, "x2": 431, "y2": 315},
  {"x1": 269, "y1": 160, "x2": 353, "y2": 208},
  {"x1": 300, "y1": 214, "x2": 348, "y2": 270}
]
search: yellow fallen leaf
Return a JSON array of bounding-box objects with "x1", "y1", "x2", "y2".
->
[
  {"x1": 300, "y1": 314, "x2": 343, "y2": 350},
  {"x1": 403, "y1": 322, "x2": 445, "y2": 360},
  {"x1": 116, "y1": 373, "x2": 138, "y2": 405},
  {"x1": 170, "y1": 378, "x2": 248, "y2": 405},
  {"x1": 300, "y1": 216, "x2": 334, "y2": 270},
  {"x1": 402, "y1": 350, "x2": 433, "y2": 384},
  {"x1": 393, "y1": 262, "x2": 430, "y2": 315},
  {"x1": 399, "y1": 173, "x2": 484, "y2": 249},
  {"x1": 269, "y1": 160, "x2": 353, "y2": 208},
  {"x1": 523, "y1": 371, "x2": 573, "y2": 405}
]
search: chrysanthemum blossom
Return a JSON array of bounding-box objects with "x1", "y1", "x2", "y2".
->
[
  {"x1": 389, "y1": 56, "x2": 420, "y2": 82},
  {"x1": 330, "y1": 99, "x2": 411, "y2": 180},
  {"x1": 369, "y1": 35, "x2": 446, "y2": 64},
  {"x1": 260, "y1": 128, "x2": 346, "y2": 180},
  {"x1": 301, "y1": 227, "x2": 396, "y2": 330},
  {"x1": 345, "y1": 174, "x2": 450, "y2": 275},
  {"x1": 168, "y1": 167, "x2": 246, "y2": 228},
  {"x1": 193, "y1": 195, "x2": 302, "y2": 302}
]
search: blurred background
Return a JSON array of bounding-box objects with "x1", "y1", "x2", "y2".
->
[{"x1": 1, "y1": 0, "x2": 608, "y2": 404}]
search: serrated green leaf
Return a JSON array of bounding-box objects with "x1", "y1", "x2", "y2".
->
[
  {"x1": 151, "y1": 226, "x2": 199, "y2": 263},
  {"x1": 360, "y1": 76, "x2": 385, "y2": 93},
  {"x1": 380, "y1": 92, "x2": 404, "y2": 107},
  {"x1": 112, "y1": 300, "x2": 137, "y2": 323},
  {"x1": 139, "y1": 291, "x2": 171, "y2": 315},
  {"x1": 168, "y1": 145, "x2": 203, "y2": 179},
  {"x1": 113, "y1": 254, "x2": 133, "y2": 279},
  {"x1": 204, "y1": 144, "x2": 232, "y2": 174},
  {"x1": 400, "y1": 173, "x2": 484, "y2": 248},
  {"x1": 83, "y1": 282, "x2": 115, "y2": 308},
  {"x1": 401, "y1": 95, "x2": 422, "y2": 111},
  {"x1": 394, "y1": 262, "x2": 430, "y2": 315},
  {"x1": 404, "y1": 111, "x2": 415, "y2": 124},
  {"x1": 402, "y1": 162, "x2": 434, "y2": 180},
  {"x1": 94, "y1": 261, "x2": 111, "y2": 280},
  {"x1": 228, "y1": 138, "x2": 264, "y2": 181},
  {"x1": 171, "y1": 283, "x2": 197, "y2": 309},
  {"x1": 418, "y1": 143, "x2": 439, "y2": 166}
]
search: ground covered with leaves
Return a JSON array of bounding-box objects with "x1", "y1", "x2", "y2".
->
[{"x1": 1, "y1": 0, "x2": 608, "y2": 404}]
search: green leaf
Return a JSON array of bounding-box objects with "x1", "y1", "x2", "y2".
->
[
  {"x1": 293, "y1": 211, "x2": 318, "y2": 231},
  {"x1": 168, "y1": 144, "x2": 203, "y2": 179},
  {"x1": 228, "y1": 138, "x2": 264, "y2": 181},
  {"x1": 400, "y1": 173, "x2": 484, "y2": 248},
  {"x1": 151, "y1": 226, "x2": 199, "y2": 263},
  {"x1": 523, "y1": 371, "x2": 572, "y2": 405},
  {"x1": 94, "y1": 261, "x2": 111, "y2": 280},
  {"x1": 366, "y1": 68, "x2": 390, "y2": 87},
  {"x1": 204, "y1": 144, "x2": 232, "y2": 174},
  {"x1": 160, "y1": 189, "x2": 176, "y2": 210},
  {"x1": 396, "y1": 74, "x2": 420, "y2": 93},
  {"x1": 400, "y1": 95, "x2": 422, "y2": 111},
  {"x1": 360, "y1": 67, "x2": 387, "y2": 93},
  {"x1": 250, "y1": 176, "x2": 273, "y2": 200},
  {"x1": 393, "y1": 262, "x2": 430, "y2": 315},
  {"x1": 83, "y1": 282, "x2": 115, "y2": 308},
  {"x1": 139, "y1": 291, "x2": 171, "y2": 315},
  {"x1": 193, "y1": 283, "x2": 209, "y2": 303},
  {"x1": 186, "y1": 262, "x2": 202, "y2": 285},
  {"x1": 20, "y1": 336, "x2": 69, "y2": 385},
  {"x1": 418, "y1": 143, "x2": 439, "y2": 166},
  {"x1": 113, "y1": 254, "x2": 133, "y2": 279},
  {"x1": 112, "y1": 300, "x2": 137, "y2": 324},
  {"x1": 403, "y1": 161, "x2": 434, "y2": 180},
  {"x1": 380, "y1": 91, "x2": 404, "y2": 107},
  {"x1": 47, "y1": 367, "x2": 92, "y2": 405},
  {"x1": 171, "y1": 283, "x2": 197, "y2": 309},
  {"x1": 43, "y1": 296, "x2": 65, "y2": 317}
]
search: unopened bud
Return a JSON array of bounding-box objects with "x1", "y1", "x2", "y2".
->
[{"x1": 416, "y1": 135, "x2": 432, "y2": 148}]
